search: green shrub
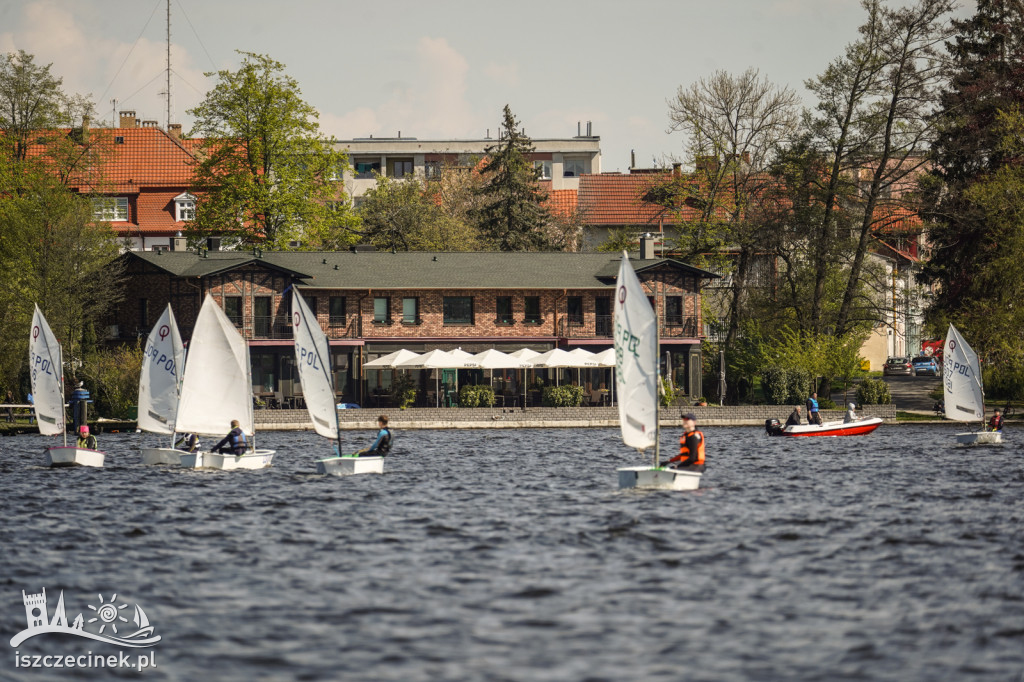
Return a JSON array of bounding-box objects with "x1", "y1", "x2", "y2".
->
[
  {"x1": 542, "y1": 385, "x2": 585, "y2": 407},
  {"x1": 391, "y1": 373, "x2": 418, "y2": 409},
  {"x1": 856, "y1": 377, "x2": 892, "y2": 405},
  {"x1": 660, "y1": 377, "x2": 682, "y2": 407},
  {"x1": 458, "y1": 384, "x2": 495, "y2": 407},
  {"x1": 983, "y1": 365, "x2": 1024, "y2": 401},
  {"x1": 81, "y1": 343, "x2": 144, "y2": 418},
  {"x1": 818, "y1": 397, "x2": 837, "y2": 410}
]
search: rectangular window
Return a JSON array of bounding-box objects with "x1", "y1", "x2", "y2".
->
[
  {"x1": 496, "y1": 296, "x2": 513, "y2": 324},
  {"x1": 373, "y1": 296, "x2": 390, "y2": 324},
  {"x1": 595, "y1": 297, "x2": 611, "y2": 336},
  {"x1": 254, "y1": 296, "x2": 272, "y2": 337},
  {"x1": 224, "y1": 296, "x2": 243, "y2": 327},
  {"x1": 92, "y1": 197, "x2": 128, "y2": 222},
  {"x1": 353, "y1": 158, "x2": 381, "y2": 179},
  {"x1": 139, "y1": 298, "x2": 149, "y2": 329},
  {"x1": 665, "y1": 296, "x2": 683, "y2": 325},
  {"x1": 443, "y1": 296, "x2": 473, "y2": 325},
  {"x1": 524, "y1": 296, "x2": 541, "y2": 324},
  {"x1": 563, "y1": 158, "x2": 586, "y2": 178},
  {"x1": 533, "y1": 160, "x2": 552, "y2": 180},
  {"x1": 329, "y1": 296, "x2": 346, "y2": 326},
  {"x1": 306, "y1": 297, "x2": 317, "y2": 316},
  {"x1": 175, "y1": 198, "x2": 195, "y2": 221},
  {"x1": 402, "y1": 297, "x2": 419, "y2": 324},
  {"x1": 567, "y1": 296, "x2": 583, "y2": 325},
  {"x1": 389, "y1": 158, "x2": 414, "y2": 178},
  {"x1": 425, "y1": 161, "x2": 442, "y2": 179}
]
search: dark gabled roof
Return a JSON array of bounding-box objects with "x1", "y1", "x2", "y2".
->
[{"x1": 124, "y1": 250, "x2": 718, "y2": 289}]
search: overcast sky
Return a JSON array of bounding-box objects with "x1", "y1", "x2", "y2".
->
[{"x1": 1, "y1": 0, "x2": 975, "y2": 172}]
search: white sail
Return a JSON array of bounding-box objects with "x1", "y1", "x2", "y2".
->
[
  {"x1": 614, "y1": 253, "x2": 658, "y2": 450},
  {"x1": 292, "y1": 289, "x2": 338, "y2": 440},
  {"x1": 176, "y1": 295, "x2": 254, "y2": 436},
  {"x1": 137, "y1": 304, "x2": 185, "y2": 435},
  {"x1": 944, "y1": 324, "x2": 985, "y2": 422},
  {"x1": 29, "y1": 304, "x2": 66, "y2": 436}
]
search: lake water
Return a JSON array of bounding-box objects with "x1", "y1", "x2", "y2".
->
[{"x1": 0, "y1": 425, "x2": 1021, "y2": 681}]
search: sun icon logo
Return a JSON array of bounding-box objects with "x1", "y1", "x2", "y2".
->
[{"x1": 87, "y1": 593, "x2": 129, "y2": 634}]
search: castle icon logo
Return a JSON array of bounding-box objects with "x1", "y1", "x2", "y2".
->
[{"x1": 10, "y1": 588, "x2": 161, "y2": 649}]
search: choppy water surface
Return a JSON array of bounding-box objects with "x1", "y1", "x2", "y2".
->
[{"x1": 0, "y1": 425, "x2": 1022, "y2": 681}]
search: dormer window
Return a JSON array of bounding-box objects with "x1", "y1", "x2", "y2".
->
[
  {"x1": 92, "y1": 197, "x2": 128, "y2": 222},
  {"x1": 174, "y1": 192, "x2": 196, "y2": 221}
]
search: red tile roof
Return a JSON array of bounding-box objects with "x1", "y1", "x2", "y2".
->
[
  {"x1": 545, "y1": 189, "x2": 577, "y2": 217},
  {"x1": 577, "y1": 172, "x2": 692, "y2": 227},
  {"x1": 115, "y1": 191, "x2": 193, "y2": 236},
  {"x1": 75, "y1": 127, "x2": 198, "y2": 192}
]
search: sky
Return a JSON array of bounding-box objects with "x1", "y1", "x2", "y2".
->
[{"x1": 0, "y1": 0, "x2": 976, "y2": 173}]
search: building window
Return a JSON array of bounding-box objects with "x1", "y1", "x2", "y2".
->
[
  {"x1": 329, "y1": 297, "x2": 346, "y2": 326},
  {"x1": 533, "y1": 160, "x2": 552, "y2": 180},
  {"x1": 139, "y1": 298, "x2": 149, "y2": 329},
  {"x1": 174, "y1": 192, "x2": 196, "y2": 221},
  {"x1": 402, "y1": 297, "x2": 419, "y2": 324},
  {"x1": 373, "y1": 297, "x2": 390, "y2": 324},
  {"x1": 353, "y1": 158, "x2": 381, "y2": 179},
  {"x1": 595, "y1": 296, "x2": 611, "y2": 336},
  {"x1": 496, "y1": 296, "x2": 513, "y2": 324},
  {"x1": 524, "y1": 296, "x2": 541, "y2": 324},
  {"x1": 425, "y1": 161, "x2": 442, "y2": 179},
  {"x1": 92, "y1": 197, "x2": 128, "y2": 222},
  {"x1": 563, "y1": 158, "x2": 586, "y2": 177},
  {"x1": 224, "y1": 296, "x2": 243, "y2": 327},
  {"x1": 567, "y1": 296, "x2": 583, "y2": 325},
  {"x1": 443, "y1": 296, "x2": 473, "y2": 325},
  {"x1": 254, "y1": 296, "x2": 272, "y2": 337},
  {"x1": 665, "y1": 296, "x2": 683, "y2": 325},
  {"x1": 114, "y1": 136, "x2": 125, "y2": 144},
  {"x1": 389, "y1": 158, "x2": 414, "y2": 178}
]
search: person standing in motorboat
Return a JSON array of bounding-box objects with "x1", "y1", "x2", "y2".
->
[
  {"x1": 806, "y1": 392, "x2": 823, "y2": 426},
  {"x1": 786, "y1": 406, "x2": 802, "y2": 427},
  {"x1": 844, "y1": 403, "x2": 859, "y2": 423},
  {"x1": 666, "y1": 412, "x2": 705, "y2": 472},
  {"x1": 212, "y1": 420, "x2": 247, "y2": 455},
  {"x1": 175, "y1": 432, "x2": 200, "y2": 452},
  {"x1": 354, "y1": 415, "x2": 392, "y2": 457},
  {"x1": 76, "y1": 425, "x2": 98, "y2": 450},
  {"x1": 988, "y1": 408, "x2": 1004, "y2": 432}
]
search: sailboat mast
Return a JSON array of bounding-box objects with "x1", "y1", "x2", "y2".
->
[
  {"x1": 59, "y1": 343, "x2": 67, "y2": 447},
  {"x1": 654, "y1": 301, "x2": 661, "y2": 469}
]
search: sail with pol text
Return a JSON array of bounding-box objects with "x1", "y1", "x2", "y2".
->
[
  {"x1": 943, "y1": 324, "x2": 985, "y2": 422},
  {"x1": 29, "y1": 304, "x2": 66, "y2": 436},
  {"x1": 614, "y1": 253, "x2": 658, "y2": 451},
  {"x1": 292, "y1": 289, "x2": 339, "y2": 441},
  {"x1": 137, "y1": 305, "x2": 185, "y2": 435}
]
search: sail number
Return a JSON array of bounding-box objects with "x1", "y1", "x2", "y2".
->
[
  {"x1": 615, "y1": 320, "x2": 641, "y2": 368},
  {"x1": 297, "y1": 345, "x2": 323, "y2": 370},
  {"x1": 30, "y1": 351, "x2": 55, "y2": 377},
  {"x1": 144, "y1": 343, "x2": 177, "y2": 376}
]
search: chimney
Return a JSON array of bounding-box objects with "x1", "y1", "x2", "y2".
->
[
  {"x1": 81, "y1": 115, "x2": 90, "y2": 143},
  {"x1": 695, "y1": 155, "x2": 719, "y2": 175},
  {"x1": 630, "y1": 149, "x2": 636, "y2": 170},
  {"x1": 168, "y1": 123, "x2": 182, "y2": 139},
  {"x1": 119, "y1": 110, "x2": 137, "y2": 129},
  {"x1": 207, "y1": 236, "x2": 221, "y2": 251},
  {"x1": 586, "y1": 121, "x2": 592, "y2": 137},
  {"x1": 142, "y1": 120, "x2": 158, "y2": 128},
  {"x1": 640, "y1": 233, "x2": 657, "y2": 260},
  {"x1": 672, "y1": 162, "x2": 682, "y2": 179},
  {"x1": 171, "y1": 232, "x2": 187, "y2": 251}
]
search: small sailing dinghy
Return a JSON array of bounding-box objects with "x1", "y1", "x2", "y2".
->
[
  {"x1": 30, "y1": 304, "x2": 104, "y2": 467},
  {"x1": 175, "y1": 295, "x2": 275, "y2": 470},
  {"x1": 614, "y1": 254, "x2": 701, "y2": 491},
  {"x1": 292, "y1": 290, "x2": 383, "y2": 475},
  {"x1": 944, "y1": 324, "x2": 1002, "y2": 445},
  {"x1": 138, "y1": 305, "x2": 187, "y2": 465}
]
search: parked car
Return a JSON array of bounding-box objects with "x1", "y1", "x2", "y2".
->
[
  {"x1": 883, "y1": 356, "x2": 914, "y2": 376},
  {"x1": 912, "y1": 356, "x2": 940, "y2": 376}
]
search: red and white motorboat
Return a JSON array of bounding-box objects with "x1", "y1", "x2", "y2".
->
[{"x1": 766, "y1": 417, "x2": 883, "y2": 437}]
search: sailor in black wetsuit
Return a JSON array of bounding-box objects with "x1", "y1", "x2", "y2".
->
[{"x1": 355, "y1": 415, "x2": 393, "y2": 457}]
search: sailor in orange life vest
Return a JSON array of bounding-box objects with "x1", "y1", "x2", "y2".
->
[
  {"x1": 666, "y1": 412, "x2": 706, "y2": 472},
  {"x1": 988, "y1": 408, "x2": 1004, "y2": 432}
]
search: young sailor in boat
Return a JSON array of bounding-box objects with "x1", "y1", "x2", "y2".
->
[
  {"x1": 212, "y1": 420, "x2": 248, "y2": 455},
  {"x1": 354, "y1": 415, "x2": 392, "y2": 457},
  {"x1": 76, "y1": 425, "x2": 98, "y2": 450},
  {"x1": 988, "y1": 408, "x2": 1004, "y2": 432},
  {"x1": 844, "y1": 403, "x2": 859, "y2": 423},
  {"x1": 786, "y1": 406, "x2": 802, "y2": 427},
  {"x1": 666, "y1": 412, "x2": 705, "y2": 472},
  {"x1": 806, "y1": 392, "x2": 822, "y2": 425},
  {"x1": 175, "y1": 432, "x2": 200, "y2": 452}
]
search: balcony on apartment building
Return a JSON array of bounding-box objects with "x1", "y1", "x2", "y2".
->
[{"x1": 558, "y1": 314, "x2": 700, "y2": 339}]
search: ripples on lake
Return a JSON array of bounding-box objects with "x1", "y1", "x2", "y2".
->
[{"x1": 0, "y1": 425, "x2": 1021, "y2": 681}]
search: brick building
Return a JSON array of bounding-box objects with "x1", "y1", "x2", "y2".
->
[{"x1": 110, "y1": 246, "x2": 716, "y2": 405}]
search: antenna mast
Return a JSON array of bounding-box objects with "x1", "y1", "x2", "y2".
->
[{"x1": 165, "y1": 0, "x2": 171, "y2": 129}]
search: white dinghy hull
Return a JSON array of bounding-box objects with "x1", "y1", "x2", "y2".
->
[
  {"x1": 618, "y1": 466, "x2": 701, "y2": 491},
  {"x1": 45, "y1": 446, "x2": 104, "y2": 468},
  {"x1": 141, "y1": 447, "x2": 182, "y2": 465},
  {"x1": 956, "y1": 431, "x2": 1003, "y2": 445},
  {"x1": 179, "y1": 449, "x2": 275, "y2": 470},
  {"x1": 316, "y1": 455, "x2": 384, "y2": 476}
]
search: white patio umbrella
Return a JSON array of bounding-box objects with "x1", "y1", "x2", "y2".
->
[
  {"x1": 462, "y1": 349, "x2": 529, "y2": 405},
  {"x1": 396, "y1": 349, "x2": 464, "y2": 406},
  {"x1": 592, "y1": 348, "x2": 616, "y2": 366},
  {"x1": 565, "y1": 348, "x2": 600, "y2": 367},
  {"x1": 509, "y1": 348, "x2": 543, "y2": 405},
  {"x1": 531, "y1": 348, "x2": 578, "y2": 386},
  {"x1": 364, "y1": 349, "x2": 422, "y2": 367}
]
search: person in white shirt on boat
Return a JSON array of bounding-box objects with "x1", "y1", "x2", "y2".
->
[
  {"x1": 354, "y1": 415, "x2": 392, "y2": 457},
  {"x1": 211, "y1": 420, "x2": 248, "y2": 455},
  {"x1": 844, "y1": 403, "x2": 859, "y2": 423}
]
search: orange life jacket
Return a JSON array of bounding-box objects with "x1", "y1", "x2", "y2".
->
[{"x1": 678, "y1": 430, "x2": 705, "y2": 466}]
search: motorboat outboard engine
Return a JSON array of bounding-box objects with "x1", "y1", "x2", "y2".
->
[{"x1": 765, "y1": 418, "x2": 783, "y2": 436}]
